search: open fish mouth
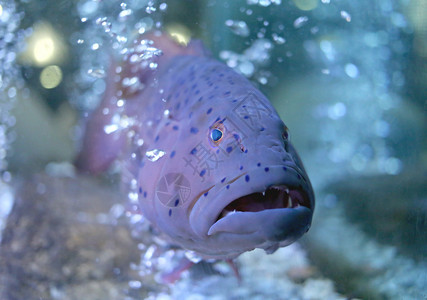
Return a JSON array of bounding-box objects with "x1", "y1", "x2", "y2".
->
[
  {"x1": 216, "y1": 185, "x2": 311, "y2": 221},
  {"x1": 189, "y1": 164, "x2": 314, "y2": 248}
]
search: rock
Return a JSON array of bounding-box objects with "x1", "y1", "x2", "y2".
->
[{"x1": 0, "y1": 173, "x2": 157, "y2": 300}]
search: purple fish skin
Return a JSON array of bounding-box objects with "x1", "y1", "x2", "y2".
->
[{"x1": 77, "y1": 31, "x2": 315, "y2": 260}]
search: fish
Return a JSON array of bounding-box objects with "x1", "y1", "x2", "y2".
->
[{"x1": 76, "y1": 31, "x2": 315, "y2": 260}]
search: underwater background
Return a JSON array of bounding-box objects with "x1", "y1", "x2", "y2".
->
[{"x1": 0, "y1": 0, "x2": 426, "y2": 299}]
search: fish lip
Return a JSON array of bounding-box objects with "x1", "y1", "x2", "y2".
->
[{"x1": 189, "y1": 165, "x2": 314, "y2": 240}]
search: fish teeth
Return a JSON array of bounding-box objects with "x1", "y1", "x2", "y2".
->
[
  {"x1": 287, "y1": 196, "x2": 293, "y2": 208},
  {"x1": 220, "y1": 209, "x2": 237, "y2": 219}
]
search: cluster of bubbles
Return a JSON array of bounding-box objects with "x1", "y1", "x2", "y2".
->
[
  {"x1": 303, "y1": 0, "x2": 412, "y2": 177},
  {"x1": 71, "y1": 0, "x2": 165, "y2": 112},
  {"x1": 218, "y1": 0, "x2": 415, "y2": 180},
  {"x1": 247, "y1": 0, "x2": 282, "y2": 7},
  {"x1": 220, "y1": 39, "x2": 273, "y2": 83},
  {"x1": 0, "y1": 1, "x2": 28, "y2": 240},
  {"x1": 219, "y1": 8, "x2": 286, "y2": 86},
  {"x1": 72, "y1": 0, "x2": 169, "y2": 182},
  {"x1": 72, "y1": 0, "x2": 188, "y2": 291}
]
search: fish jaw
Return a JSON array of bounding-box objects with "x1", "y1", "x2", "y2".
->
[
  {"x1": 188, "y1": 165, "x2": 314, "y2": 257},
  {"x1": 207, "y1": 207, "x2": 311, "y2": 240}
]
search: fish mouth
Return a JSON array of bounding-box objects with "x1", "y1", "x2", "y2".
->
[
  {"x1": 189, "y1": 165, "x2": 314, "y2": 251},
  {"x1": 215, "y1": 184, "x2": 311, "y2": 222}
]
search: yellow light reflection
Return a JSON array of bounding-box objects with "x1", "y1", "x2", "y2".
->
[
  {"x1": 40, "y1": 65, "x2": 63, "y2": 89},
  {"x1": 19, "y1": 22, "x2": 68, "y2": 67},
  {"x1": 165, "y1": 23, "x2": 191, "y2": 46},
  {"x1": 34, "y1": 37, "x2": 55, "y2": 64},
  {"x1": 293, "y1": 0, "x2": 318, "y2": 11},
  {"x1": 0, "y1": 5, "x2": 3, "y2": 16}
]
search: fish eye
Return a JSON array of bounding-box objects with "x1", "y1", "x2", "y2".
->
[
  {"x1": 210, "y1": 128, "x2": 223, "y2": 142},
  {"x1": 209, "y1": 120, "x2": 226, "y2": 146}
]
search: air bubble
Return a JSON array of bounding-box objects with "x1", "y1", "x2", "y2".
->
[
  {"x1": 104, "y1": 124, "x2": 119, "y2": 134},
  {"x1": 149, "y1": 62, "x2": 158, "y2": 70},
  {"x1": 118, "y1": 9, "x2": 132, "y2": 19},
  {"x1": 225, "y1": 20, "x2": 250, "y2": 37},
  {"x1": 91, "y1": 43, "x2": 100, "y2": 50},
  {"x1": 247, "y1": 0, "x2": 282, "y2": 6},
  {"x1": 146, "y1": 5, "x2": 156, "y2": 14},
  {"x1": 340, "y1": 11, "x2": 352, "y2": 22},
  {"x1": 345, "y1": 63, "x2": 359, "y2": 78},
  {"x1": 272, "y1": 33, "x2": 286, "y2": 44},
  {"x1": 294, "y1": 16, "x2": 308, "y2": 28},
  {"x1": 87, "y1": 68, "x2": 106, "y2": 78},
  {"x1": 128, "y1": 280, "x2": 142, "y2": 289},
  {"x1": 116, "y1": 99, "x2": 125, "y2": 107}
]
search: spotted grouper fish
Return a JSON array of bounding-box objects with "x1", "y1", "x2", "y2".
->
[{"x1": 77, "y1": 31, "x2": 315, "y2": 260}]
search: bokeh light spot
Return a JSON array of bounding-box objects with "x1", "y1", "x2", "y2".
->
[
  {"x1": 34, "y1": 37, "x2": 55, "y2": 64},
  {"x1": 293, "y1": 0, "x2": 318, "y2": 11},
  {"x1": 40, "y1": 65, "x2": 63, "y2": 89}
]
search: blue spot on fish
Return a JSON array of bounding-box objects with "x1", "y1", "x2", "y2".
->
[
  {"x1": 226, "y1": 185, "x2": 230, "y2": 189},
  {"x1": 139, "y1": 187, "x2": 142, "y2": 193},
  {"x1": 200, "y1": 169, "x2": 206, "y2": 177},
  {"x1": 155, "y1": 135, "x2": 159, "y2": 142},
  {"x1": 207, "y1": 108, "x2": 212, "y2": 115},
  {"x1": 191, "y1": 148, "x2": 197, "y2": 155},
  {"x1": 144, "y1": 191, "x2": 147, "y2": 198},
  {"x1": 173, "y1": 125, "x2": 179, "y2": 130},
  {"x1": 204, "y1": 192, "x2": 208, "y2": 197},
  {"x1": 174, "y1": 199, "x2": 179, "y2": 206},
  {"x1": 190, "y1": 127, "x2": 199, "y2": 134},
  {"x1": 245, "y1": 175, "x2": 250, "y2": 182},
  {"x1": 264, "y1": 167, "x2": 270, "y2": 172},
  {"x1": 170, "y1": 150, "x2": 176, "y2": 158},
  {"x1": 240, "y1": 166, "x2": 243, "y2": 170},
  {"x1": 226, "y1": 146, "x2": 233, "y2": 153},
  {"x1": 221, "y1": 177, "x2": 226, "y2": 183},
  {"x1": 257, "y1": 163, "x2": 261, "y2": 167},
  {"x1": 169, "y1": 209, "x2": 172, "y2": 216}
]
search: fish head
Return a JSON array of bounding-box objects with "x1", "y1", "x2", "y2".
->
[{"x1": 150, "y1": 85, "x2": 314, "y2": 259}]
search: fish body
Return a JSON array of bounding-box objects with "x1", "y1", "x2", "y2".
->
[{"x1": 77, "y1": 32, "x2": 315, "y2": 259}]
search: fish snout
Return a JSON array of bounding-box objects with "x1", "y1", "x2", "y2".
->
[{"x1": 188, "y1": 165, "x2": 314, "y2": 257}]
